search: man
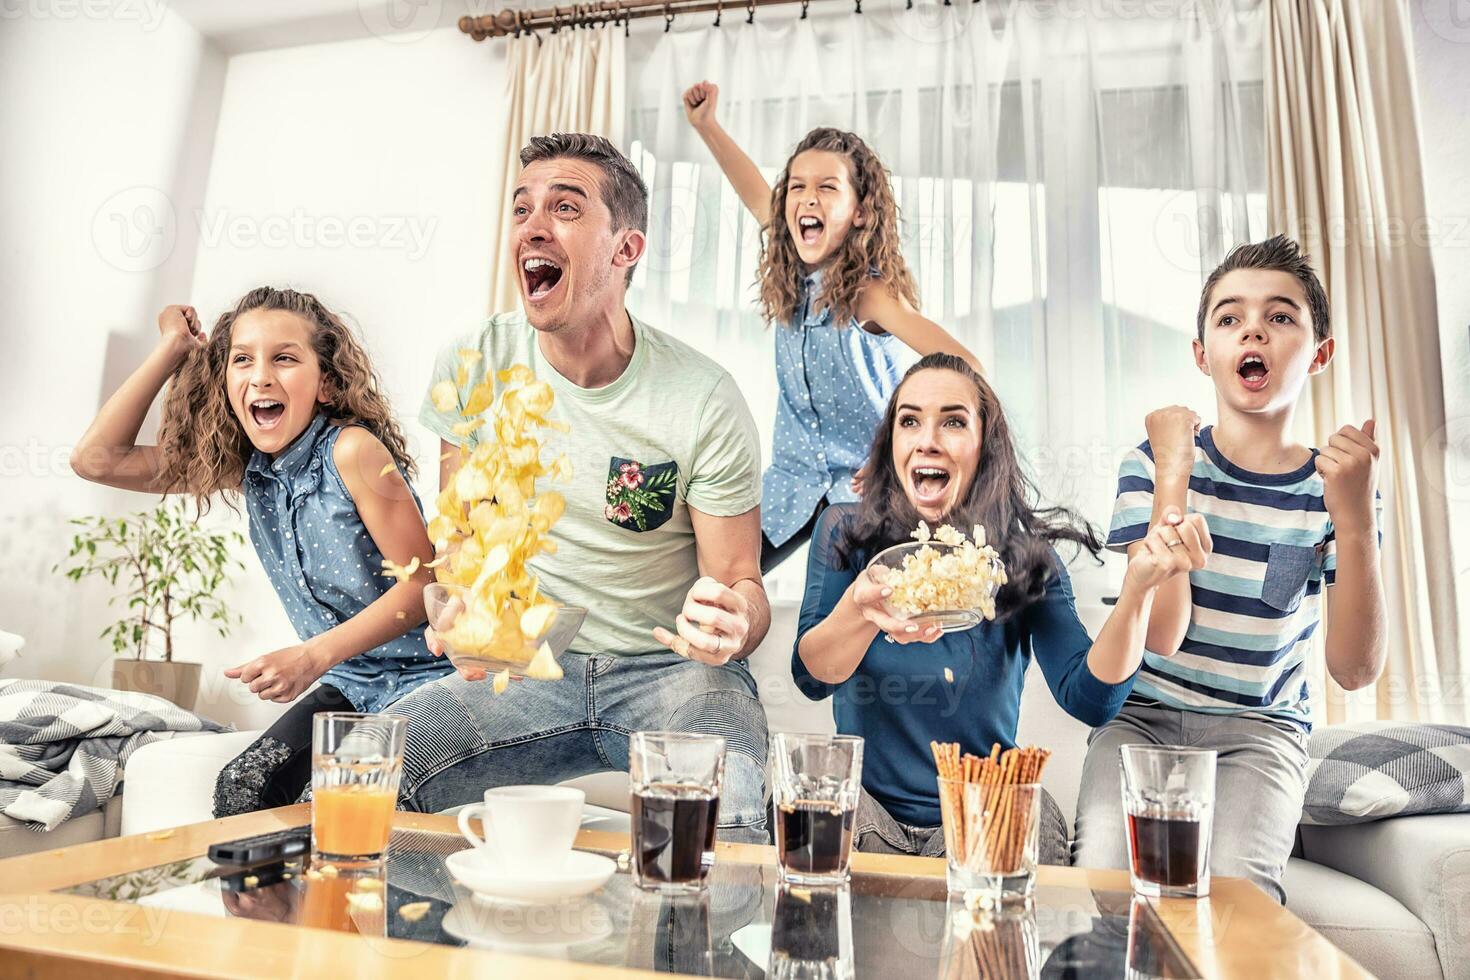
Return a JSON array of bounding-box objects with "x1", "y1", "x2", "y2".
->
[{"x1": 392, "y1": 133, "x2": 772, "y2": 842}]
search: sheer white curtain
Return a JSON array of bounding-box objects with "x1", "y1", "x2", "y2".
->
[{"x1": 625, "y1": 0, "x2": 1266, "y2": 601}]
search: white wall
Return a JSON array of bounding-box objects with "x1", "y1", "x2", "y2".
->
[
  {"x1": 0, "y1": 17, "x2": 507, "y2": 730},
  {"x1": 0, "y1": 7, "x2": 227, "y2": 698},
  {"x1": 177, "y1": 27, "x2": 506, "y2": 728}
]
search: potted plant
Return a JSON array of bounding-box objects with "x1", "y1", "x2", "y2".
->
[{"x1": 56, "y1": 498, "x2": 244, "y2": 710}]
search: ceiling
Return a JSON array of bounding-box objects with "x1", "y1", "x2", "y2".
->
[{"x1": 167, "y1": 0, "x2": 506, "y2": 53}]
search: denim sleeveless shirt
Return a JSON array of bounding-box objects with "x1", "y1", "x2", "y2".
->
[
  {"x1": 242, "y1": 414, "x2": 452, "y2": 712},
  {"x1": 763, "y1": 269, "x2": 906, "y2": 546}
]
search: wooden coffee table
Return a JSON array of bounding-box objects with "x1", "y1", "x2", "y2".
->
[{"x1": 0, "y1": 805, "x2": 1369, "y2": 978}]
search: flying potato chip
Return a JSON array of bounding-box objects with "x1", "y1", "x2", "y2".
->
[
  {"x1": 524, "y1": 641, "x2": 564, "y2": 681},
  {"x1": 379, "y1": 461, "x2": 397, "y2": 478},
  {"x1": 492, "y1": 669, "x2": 510, "y2": 694},
  {"x1": 520, "y1": 603, "x2": 556, "y2": 639},
  {"x1": 463, "y1": 382, "x2": 495, "y2": 417},
  {"x1": 451, "y1": 418, "x2": 485, "y2": 438},
  {"x1": 430, "y1": 380, "x2": 459, "y2": 413},
  {"x1": 429, "y1": 364, "x2": 573, "y2": 674},
  {"x1": 381, "y1": 556, "x2": 421, "y2": 584}
]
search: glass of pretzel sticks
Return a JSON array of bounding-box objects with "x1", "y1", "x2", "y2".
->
[
  {"x1": 939, "y1": 897, "x2": 1039, "y2": 980},
  {"x1": 934, "y1": 741, "x2": 1051, "y2": 904}
]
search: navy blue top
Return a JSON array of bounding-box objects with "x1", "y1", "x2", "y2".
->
[
  {"x1": 792, "y1": 504, "x2": 1136, "y2": 827},
  {"x1": 763, "y1": 270, "x2": 906, "y2": 546},
  {"x1": 243, "y1": 414, "x2": 452, "y2": 713}
]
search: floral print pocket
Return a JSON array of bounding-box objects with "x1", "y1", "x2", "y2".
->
[{"x1": 604, "y1": 458, "x2": 679, "y2": 532}]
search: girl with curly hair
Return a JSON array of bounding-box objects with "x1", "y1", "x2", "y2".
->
[
  {"x1": 71, "y1": 287, "x2": 452, "y2": 815},
  {"x1": 684, "y1": 81, "x2": 981, "y2": 573}
]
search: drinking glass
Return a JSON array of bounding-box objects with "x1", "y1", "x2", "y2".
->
[
  {"x1": 310, "y1": 713, "x2": 406, "y2": 863},
  {"x1": 1120, "y1": 746, "x2": 1217, "y2": 898},
  {"x1": 939, "y1": 897, "x2": 1039, "y2": 980},
  {"x1": 771, "y1": 733, "x2": 864, "y2": 884},
  {"x1": 939, "y1": 778, "x2": 1041, "y2": 904},
  {"x1": 628, "y1": 731, "x2": 726, "y2": 893},
  {"x1": 769, "y1": 881, "x2": 854, "y2": 980}
]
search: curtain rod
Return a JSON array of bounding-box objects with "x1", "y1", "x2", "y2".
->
[{"x1": 459, "y1": 0, "x2": 848, "y2": 40}]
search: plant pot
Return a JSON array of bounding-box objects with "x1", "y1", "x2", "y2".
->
[{"x1": 112, "y1": 659, "x2": 202, "y2": 712}]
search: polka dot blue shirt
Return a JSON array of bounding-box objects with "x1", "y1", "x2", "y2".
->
[
  {"x1": 242, "y1": 414, "x2": 452, "y2": 713},
  {"x1": 764, "y1": 269, "x2": 905, "y2": 546}
]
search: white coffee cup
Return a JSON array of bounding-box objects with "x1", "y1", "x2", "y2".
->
[{"x1": 457, "y1": 785, "x2": 585, "y2": 875}]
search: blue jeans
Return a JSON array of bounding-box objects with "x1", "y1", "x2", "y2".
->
[{"x1": 386, "y1": 651, "x2": 770, "y2": 843}]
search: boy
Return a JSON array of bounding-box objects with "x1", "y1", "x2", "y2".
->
[{"x1": 1072, "y1": 235, "x2": 1386, "y2": 902}]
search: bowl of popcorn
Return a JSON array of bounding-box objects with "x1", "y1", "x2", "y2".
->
[
  {"x1": 866, "y1": 521, "x2": 1007, "y2": 632},
  {"x1": 424, "y1": 582, "x2": 585, "y2": 685}
]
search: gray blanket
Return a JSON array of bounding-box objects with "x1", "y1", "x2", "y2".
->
[{"x1": 0, "y1": 679, "x2": 227, "y2": 832}]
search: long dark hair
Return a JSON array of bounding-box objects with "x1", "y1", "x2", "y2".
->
[{"x1": 835, "y1": 353, "x2": 1101, "y2": 621}]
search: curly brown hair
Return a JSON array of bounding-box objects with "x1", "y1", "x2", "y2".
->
[
  {"x1": 155, "y1": 287, "x2": 416, "y2": 513},
  {"x1": 757, "y1": 128, "x2": 919, "y2": 328}
]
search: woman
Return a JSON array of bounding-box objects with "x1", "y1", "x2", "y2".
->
[{"x1": 793, "y1": 353, "x2": 1205, "y2": 859}]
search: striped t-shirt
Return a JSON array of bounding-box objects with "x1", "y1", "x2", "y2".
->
[{"x1": 1107, "y1": 426, "x2": 1378, "y2": 729}]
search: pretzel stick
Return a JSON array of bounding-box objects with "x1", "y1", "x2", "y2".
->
[
  {"x1": 933, "y1": 742, "x2": 962, "y2": 858},
  {"x1": 985, "y1": 750, "x2": 1015, "y2": 868}
]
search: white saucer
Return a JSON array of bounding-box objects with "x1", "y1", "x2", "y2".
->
[
  {"x1": 441, "y1": 896, "x2": 614, "y2": 951},
  {"x1": 446, "y1": 849, "x2": 617, "y2": 905}
]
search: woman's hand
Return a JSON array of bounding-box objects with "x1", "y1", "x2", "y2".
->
[
  {"x1": 226, "y1": 644, "x2": 330, "y2": 703},
  {"x1": 848, "y1": 564, "x2": 942, "y2": 644},
  {"x1": 157, "y1": 304, "x2": 206, "y2": 362},
  {"x1": 1123, "y1": 507, "x2": 1211, "y2": 596},
  {"x1": 682, "y1": 81, "x2": 719, "y2": 130}
]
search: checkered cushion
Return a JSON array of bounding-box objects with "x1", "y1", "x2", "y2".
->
[{"x1": 1303, "y1": 722, "x2": 1470, "y2": 825}]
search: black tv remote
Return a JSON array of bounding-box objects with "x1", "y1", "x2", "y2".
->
[{"x1": 208, "y1": 826, "x2": 311, "y2": 867}]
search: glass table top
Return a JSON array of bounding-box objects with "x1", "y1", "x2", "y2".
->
[{"x1": 62, "y1": 829, "x2": 1198, "y2": 978}]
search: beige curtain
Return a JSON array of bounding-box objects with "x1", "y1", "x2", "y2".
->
[
  {"x1": 1267, "y1": 0, "x2": 1463, "y2": 724},
  {"x1": 488, "y1": 26, "x2": 625, "y2": 313}
]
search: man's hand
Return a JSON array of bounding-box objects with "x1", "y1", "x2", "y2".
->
[
  {"x1": 226, "y1": 644, "x2": 329, "y2": 703},
  {"x1": 847, "y1": 564, "x2": 942, "y2": 645},
  {"x1": 1145, "y1": 405, "x2": 1201, "y2": 478},
  {"x1": 682, "y1": 81, "x2": 719, "y2": 130},
  {"x1": 1316, "y1": 419, "x2": 1379, "y2": 534},
  {"x1": 850, "y1": 462, "x2": 869, "y2": 497},
  {"x1": 654, "y1": 576, "x2": 751, "y2": 665},
  {"x1": 1123, "y1": 506, "x2": 1211, "y2": 597},
  {"x1": 424, "y1": 594, "x2": 514, "y2": 683}
]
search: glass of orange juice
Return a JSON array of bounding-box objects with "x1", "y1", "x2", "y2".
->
[{"x1": 311, "y1": 713, "x2": 407, "y2": 863}]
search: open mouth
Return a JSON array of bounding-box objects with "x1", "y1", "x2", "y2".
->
[
  {"x1": 249, "y1": 399, "x2": 285, "y2": 430},
  {"x1": 910, "y1": 465, "x2": 952, "y2": 508},
  {"x1": 1236, "y1": 351, "x2": 1270, "y2": 392},
  {"x1": 797, "y1": 214, "x2": 825, "y2": 246},
  {"x1": 522, "y1": 256, "x2": 564, "y2": 301}
]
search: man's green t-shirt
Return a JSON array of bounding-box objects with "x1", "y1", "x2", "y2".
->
[{"x1": 419, "y1": 310, "x2": 762, "y2": 656}]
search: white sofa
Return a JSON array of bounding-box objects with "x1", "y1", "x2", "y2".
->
[{"x1": 121, "y1": 600, "x2": 1468, "y2": 980}]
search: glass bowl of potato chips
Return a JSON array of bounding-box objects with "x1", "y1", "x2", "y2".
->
[
  {"x1": 866, "y1": 522, "x2": 1007, "y2": 633},
  {"x1": 425, "y1": 582, "x2": 586, "y2": 682}
]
